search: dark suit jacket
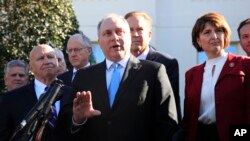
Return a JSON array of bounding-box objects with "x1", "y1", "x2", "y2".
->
[
  {"x1": 72, "y1": 56, "x2": 178, "y2": 141},
  {"x1": 182, "y1": 53, "x2": 250, "y2": 141},
  {"x1": 0, "y1": 80, "x2": 73, "y2": 141},
  {"x1": 146, "y1": 47, "x2": 181, "y2": 122},
  {"x1": 58, "y1": 69, "x2": 74, "y2": 86}
]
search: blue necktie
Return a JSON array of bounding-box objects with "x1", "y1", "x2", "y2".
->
[
  {"x1": 108, "y1": 63, "x2": 120, "y2": 107},
  {"x1": 72, "y1": 71, "x2": 77, "y2": 82},
  {"x1": 44, "y1": 86, "x2": 58, "y2": 128},
  {"x1": 48, "y1": 105, "x2": 57, "y2": 128}
]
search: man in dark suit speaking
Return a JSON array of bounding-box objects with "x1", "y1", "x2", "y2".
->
[
  {"x1": 71, "y1": 13, "x2": 178, "y2": 141},
  {"x1": 0, "y1": 44, "x2": 73, "y2": 141}
]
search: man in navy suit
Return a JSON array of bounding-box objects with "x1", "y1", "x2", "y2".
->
[
  {"x1": 0, "y1": 44, "x2": 73, "y2": 141},
  {"x1": 125, "y1": 11, "x2": 181, "y2": 122},
  {"x1": 58, "y1": 33, "x2": 92, "y2": 86},
  {"x1": 71, "y1": 13, "x2": 178, "y2": 141}
]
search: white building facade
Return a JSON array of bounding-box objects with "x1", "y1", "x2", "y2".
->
[{"x1": 72, "y1": 0, "x2": 250, "y2": 113}]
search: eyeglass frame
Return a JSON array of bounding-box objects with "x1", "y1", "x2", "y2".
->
[
  {"x1": 66, "y1": 47, "x2": 86, "y2": 54},
  {"x1": 66, "y1": 32, "x2": 92, "y2": 54}
]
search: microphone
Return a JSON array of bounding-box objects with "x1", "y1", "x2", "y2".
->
[
  {"x1": 12, "y1": 91, "x2": 48, "y2": 134},
  {"x1": 10, "y1": 79, "x2": 64, "y2": 140},
  {"x1": 41, "y1": 79, "x2": 63, "y2": 119}
]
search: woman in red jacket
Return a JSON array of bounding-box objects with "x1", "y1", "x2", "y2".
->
[{"x1": 182, "y1": 12, "x2": 250, "y2": 141}]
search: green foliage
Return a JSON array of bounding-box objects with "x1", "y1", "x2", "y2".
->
[{"x1": 0, "y1": 0, "x2": 79, "y2": 92}]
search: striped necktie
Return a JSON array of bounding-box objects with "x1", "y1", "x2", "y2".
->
[
  {"x1": 48, "y1": 105, "x2": 58, "y2": 128},
  {"x1": 44, "y1": 86, "x2": 58, "y2": 128}
]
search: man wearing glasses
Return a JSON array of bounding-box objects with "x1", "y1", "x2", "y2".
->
[{"x1": 58, "y1": 33, "x2": 92, "y2": 86}]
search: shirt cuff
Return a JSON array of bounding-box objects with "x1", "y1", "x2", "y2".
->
[{"x1": 71, "y1": 117, "x2": 88, "y2": 134}]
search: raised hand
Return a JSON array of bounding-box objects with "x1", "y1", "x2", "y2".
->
[{"x1": 73, "y1": 91, "x2": 101, "y2": 124}]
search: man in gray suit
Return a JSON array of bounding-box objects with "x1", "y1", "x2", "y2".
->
[{"x1": 71, "y1": 13, "x2": 178, "y2": 141}]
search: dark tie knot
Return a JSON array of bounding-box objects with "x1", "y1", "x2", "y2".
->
[{"x1": 44, "y1": 86, "x2": 49, "y2": 92}]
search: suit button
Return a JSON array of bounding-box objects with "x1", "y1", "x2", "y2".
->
[{"x1": 107, "y1": 121, "x2": 112, "y2": 125}]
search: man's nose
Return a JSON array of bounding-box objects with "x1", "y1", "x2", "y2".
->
[
  {"x1": 131, "y1": 30, "x2": 139, "y2": 36},
  {"x1": 111, "y1": 32, "x2": 119, "y2": 41}
]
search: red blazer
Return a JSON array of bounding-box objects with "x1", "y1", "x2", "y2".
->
[{"x1": 182, "y1": 53, "x2": 250, "y2": 141}]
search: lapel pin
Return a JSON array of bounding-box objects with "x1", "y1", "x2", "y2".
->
[
  {"x1": 229, "y1": 62, "x2": 235, "y2": 68},
  {"x1": 133, "y1": 64, "x2": 142, "y2": 70}
]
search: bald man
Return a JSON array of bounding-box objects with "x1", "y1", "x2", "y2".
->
[{"x1": 0, "y1": 44, "x2": 73, "y2": 141}]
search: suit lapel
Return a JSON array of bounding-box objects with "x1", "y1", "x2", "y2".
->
[
  {"x1": 99, "y1": 61, "x2": 111, "y2": 109},
  {"x1": 191, "y1": 64, "x2": 205, "y2": 98},
  {"x1": 27, "y1": 81, "x2": 39, "y2": 103},
  {"x1": 67, "y1": 69, "x2": 74, "y2": 85},
  {"x1": 217, "y1": 53, "x2": 237, "y2": 84},
  {"x1": 20, "y1": 81, "x2": 39, "y2": 113},
  {"x1": 89, "y1": 61, "x2": 110, "y2": 110},
  {"x1": 112, "y1": 56, "x2": 142, "y2": 107},
  {"x1": 146, "y1": 48, "x2": 157, "y2": 61}
]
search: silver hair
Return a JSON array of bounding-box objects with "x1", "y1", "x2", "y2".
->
[
  {"x1": 97, "y1": 13, "x2": 130, "y2": 37},
  {"x1": 67, "y1": 33, "x2": 92, "y2": 48},
  {"x1": 4, "y1": 60, "x2": 29, "y2": 75}
]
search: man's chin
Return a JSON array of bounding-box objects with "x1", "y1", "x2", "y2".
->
[
  {"x1": 132, "y1": 45, "x2": 142, "y2": 50},
  {"x1": 44, "y1": 72, "x2": 57, "y2": 78}
]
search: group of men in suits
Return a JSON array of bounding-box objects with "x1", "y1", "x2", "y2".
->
[
  {"x1": 0, "y1": 11, "x2": 181, "y2": 141},
  {"x1": 0, "y1": 44, "x2": 73, "y2": 141}
]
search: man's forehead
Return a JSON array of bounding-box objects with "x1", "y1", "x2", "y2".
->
[
  {"x1": 34, "y1": 46, "x2": 55, "y2": 54},
  {"x1": 101, "y1": 18, "x2": 126, "y2": 30},
  {"x1": 30, "y1": 51, "x2": 55, "y2": 63},
  {"x1": 9, "y1": 66, "x2": 25, "y2": 70},
  {"x1": 35, "y1": 50, "x2": 55, "y2": 57},
  {"x1": 8, "y1": 67, "x2": 25, "y2": 72},
  {"x1": 241, "y1": 24, "x2": 250, "y2": 33}
]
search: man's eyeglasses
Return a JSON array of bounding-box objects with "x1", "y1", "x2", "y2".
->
[{"x1": 66, "y1": 48, "x2": 84, "y2": 54}]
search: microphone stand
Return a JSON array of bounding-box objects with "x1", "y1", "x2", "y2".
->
[
  {"x1": 34, "y1": 80, "x2": 63, "y2": 141},
  {"x1": 10, "y1": 79, "x2": 63, "y2": 141}
]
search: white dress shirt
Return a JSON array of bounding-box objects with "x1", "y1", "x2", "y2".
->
[
  {"x1": 198, "y1": 52, "x2": 228, "y2": 124},
  {"x1": 34, "y1": 79, "x2": 60, "y2": 115},
  {"x1": 72, "y1": 62, "x2": 91, "y2": 81},
  {"x1": 136, "y1": 46, "x2": 150, "y2": 60},
  {"x1": 105, "y1": 54, "x2": 130, "y2": 90}
]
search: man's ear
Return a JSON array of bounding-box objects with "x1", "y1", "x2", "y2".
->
[
  {"x1": 149, "y1": 31, "x2": 152, "y2": 41},
  {"x1": 28, "y1": 64, "x2": 33, "y2": 74},
  {"x1": 4, "y1": 74, "x2": 7, "y2": 83},
  {"x1": 87, "y1": 47, "x2": 92, "y2": 54}
]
